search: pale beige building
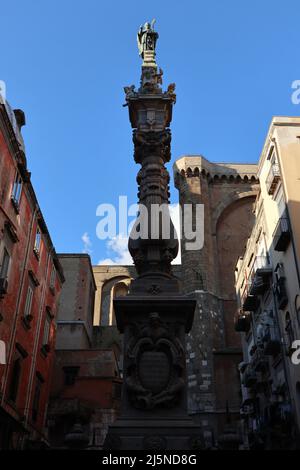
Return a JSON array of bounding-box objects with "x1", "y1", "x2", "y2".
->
[
  {"x1": 235, "y1": 117, "x2": 300, "y2": 449},
  {"x1": 93, "y1": 265, "x2": 135, "y2": 327}
]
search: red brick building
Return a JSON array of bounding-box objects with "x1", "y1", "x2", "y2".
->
[
  {"x1": 0, "y1": 95, "x2": 64, "y2": 449},
  {"x1": 47, "y1": 254, "x2": 121, "y2": 449},
  {"x1": 49, "y1": 349, "x2": 121, "y2": 449}
]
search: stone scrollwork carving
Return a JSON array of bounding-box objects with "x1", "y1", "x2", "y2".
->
[
  {"x1": 125, "y1": 313, "x2": 185, "y2": 410},
  {"x1": 133, "y1": 129, "x2": 171, "y2": 164}
]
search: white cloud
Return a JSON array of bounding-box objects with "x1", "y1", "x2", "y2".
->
[
  {"x1": 82, "y1": 231, "x2": 92, "y2": 255},
  {"x1": 98, "y1": 203, "x2": 182, "y2": 266},
  {"x1": 98, "y1": 234, "x2": 132, "y2": 265}
]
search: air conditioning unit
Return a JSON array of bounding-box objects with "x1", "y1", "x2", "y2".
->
[{"x1": 0, "y1": 278, "x2": 8, "y2": 295}]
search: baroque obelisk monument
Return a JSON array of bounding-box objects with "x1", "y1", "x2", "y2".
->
[{"x1": 104, "y1": 21, "x2": 202, "y2": 450}]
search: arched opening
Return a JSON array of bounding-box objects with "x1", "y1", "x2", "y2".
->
[
  {"x1": 100, "y1": 276, "x2": 131, "y2": 326},
  {"x1": 111, "y1": 281, "x2": 130, "y2": 325},
  {"x1": 216, "y1": 195, "x2": 256, "y2": 347}
]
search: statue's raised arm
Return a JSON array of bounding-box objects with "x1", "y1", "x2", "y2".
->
[{"x1": 137, "y1": 25, "x2": 144, "y2": 57}]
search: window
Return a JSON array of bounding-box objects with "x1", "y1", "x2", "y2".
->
[
  {"x1": 34, "y1": 227, "x2": 41, "y2": 255},
  {"x1": 63, "y1": 366, "x2": 79, "y2": 386},
  {"x1": 266, "y1": 148, "x2": 281, "y2": 196},
  {"x1": 32, "y1": 375, "x2": 43, "y2": 422},
  {"x1": 24, "y1": 285, "x2": 34, "y2": 319},
  {"x1": 274, "y1": 264, "x2": 288, "y2": 310},
  {"x1": 11, "y1": 172, "x2": 22, "y2": 206},
  {"x1": 50, "y1": 264, "x2": 56, "y2": 289},
  {"x1": 8, "y1": 358, "x2": 21, "y2": 403},
  {"x1": 275, "y1": 186, "x2": 286, "y2": 217},
  {"x1": 42, "y1": 311, "x2": 51, "y2": 346},
  {"x1": 270, "y1": 149, "x2": 279, "y2": 166},
  {"x1": 0, "y1": 248, "x2": 10, "y2": 280}
]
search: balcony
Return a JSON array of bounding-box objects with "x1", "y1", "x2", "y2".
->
[
  {"x1": 273, "y1": 217, "x2": 291, "y2": 252},
  {"x1": 275, "y1": 277, "x2": 288, "y2": 310},
  {"x1": 241, "y1": 283, "x2": 259, "y2": 312},
  {"x1": 234, "y1": 310, "x2": 251, "y2": 333},
  {"x1": 249, "y1": 256, "x2": 272, "y2": 296},
  {"x1": 266, "y1": 163, "x2": 281, "y2": 195}
]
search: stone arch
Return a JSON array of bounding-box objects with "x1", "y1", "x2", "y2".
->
[
  {"x1": 110, "y1": 280, "x2": 130, "y2": 325},
  {"x1": 212, "y1": 191, "x2": 257, "y2": 234},
  {"x1": 100, "y1": 276, "x2": 131, "y2": 326},
  {"x1": 215, "y1": 194, "x2": 256, "y2": 347}
]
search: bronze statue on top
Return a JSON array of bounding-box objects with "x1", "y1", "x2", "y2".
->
[{"x1": 137, "y1": 19, "x2": 159, "y2": 60}]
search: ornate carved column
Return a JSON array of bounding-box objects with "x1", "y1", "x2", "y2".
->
[{"x1": 104, "y1": 21, "x2": 202, "y2": 451}]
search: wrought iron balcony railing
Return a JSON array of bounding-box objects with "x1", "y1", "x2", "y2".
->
[
  {"x1": 248, "y1": 256, "x2": 272, "y2": 296},
  {"x1": 274, "y1": 277, "x2": 288, "y2": 310},
  {"x1": 241, "y1": 283, "x2": 259, "y2": 312}
]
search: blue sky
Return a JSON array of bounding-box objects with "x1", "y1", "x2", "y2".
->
[{"x1": 1, "y1": 0, "x2": 299, "y2": 264}]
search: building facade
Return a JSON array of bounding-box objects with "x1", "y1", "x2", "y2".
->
[
  {"x1": 48, "y1": 255, "x2": 122, "y2": 449},
  {"x1": 0, "y1": 96, "x2": 64, "y2": 449},
  {"x1": 235, "y1": 117, "x2": 300, "y2": 449},
  {"x1": 173, "y1": 156, "x2": 259, "y2": 447}
]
